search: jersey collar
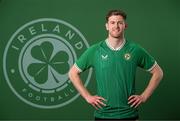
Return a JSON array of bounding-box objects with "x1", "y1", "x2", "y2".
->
[{"x1": 105, "y1": 38, "x2": 126, "y2": 51}]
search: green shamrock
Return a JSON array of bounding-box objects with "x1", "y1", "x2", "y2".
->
[{"x1": 27, "y1": 41, "x2": 69, "y2": 84}]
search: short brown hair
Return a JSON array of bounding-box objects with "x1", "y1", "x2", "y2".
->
[{"x1": 106, "y1": 9, "x2": 127, "y2": 22}]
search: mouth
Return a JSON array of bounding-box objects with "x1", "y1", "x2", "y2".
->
[
  {"x1": 113, "y1": 29, "x2": 120, "y2": 31},
  {"x1": 113, "y1": 30, "x2": 121, "y2": 33}
]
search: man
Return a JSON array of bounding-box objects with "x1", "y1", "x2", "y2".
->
[{"x1": 69, "y1": 10, "x2": 163, "y2": 120}]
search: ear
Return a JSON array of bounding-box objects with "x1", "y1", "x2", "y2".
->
[
  {"x1": 125, "y1": 23, "x2": 128, "y2": 29},
  {"x1": 105, "y1": 23, "x2": 109, "y2": 31}
]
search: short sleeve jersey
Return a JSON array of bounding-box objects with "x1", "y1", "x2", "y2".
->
[{"x1": 75, "y1": 39, "x2": 156, "y2": 119}]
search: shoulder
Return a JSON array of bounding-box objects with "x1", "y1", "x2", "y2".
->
[
  {"x1": 85, "y1": 40, "x2": 104, "y2": 53},
  {"x1": 125, "y1": 40, "x2": 150, "y2": 57},
  {"x1": 125, "y1": 40, "x2": 143, "y2": 51},
  {"x1": 126, "y1": 40, "x2": 140, "y2": 47}
]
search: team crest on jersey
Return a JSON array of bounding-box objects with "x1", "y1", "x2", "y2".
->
[{"x1": 124, "y1": 53, "x2": 131, "y2": 60}]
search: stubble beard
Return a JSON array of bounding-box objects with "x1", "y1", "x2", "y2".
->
[{"x1": 110, "y1": 32, "x2": 123, "y2": 39}]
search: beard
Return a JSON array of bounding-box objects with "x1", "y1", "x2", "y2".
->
[{"x1": 109, "y1": 31, "x2": 123, "y2": 38}]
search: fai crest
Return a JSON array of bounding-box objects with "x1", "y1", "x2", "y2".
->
[{"x1": 3, "y1": 18, "x2": 92, "y2": 109}]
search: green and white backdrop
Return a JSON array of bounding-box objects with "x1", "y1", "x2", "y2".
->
[{"x1": 0, "y1": 0, "x2": 180, "y2": 120}]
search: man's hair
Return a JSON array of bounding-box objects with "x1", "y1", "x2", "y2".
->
[{"x1": 106, "y1": 9, "x2": 127, "y2": 22}]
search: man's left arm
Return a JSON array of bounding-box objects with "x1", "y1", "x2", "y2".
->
[{"x1": 128, "y1": 64, "x2": 163, "y2": 108}]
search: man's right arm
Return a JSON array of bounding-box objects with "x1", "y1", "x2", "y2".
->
[{"x1": 68, "y1": 65, "x2": 106, "y2": 109}]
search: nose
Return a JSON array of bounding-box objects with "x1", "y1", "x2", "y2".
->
[{"x1": 115, "y1": 23, "x2": 119, "y2": 28}]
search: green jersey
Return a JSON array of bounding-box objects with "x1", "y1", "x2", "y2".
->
[{"x1": 75, "y1": 39, "x2": 156, "y2": 119}]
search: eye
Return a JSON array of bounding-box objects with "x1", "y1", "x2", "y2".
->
[
  {"x1": 118, "y1": 22, "x2": 123, "y2": 25},
  {"x1": 110, "y1": 21, "x2": 115, "y2": 24}
]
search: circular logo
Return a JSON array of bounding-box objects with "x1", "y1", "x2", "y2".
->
[
  {"x1": 124, "y1": 53, "x2": 131, "y2": 60},
  {"x1": 3, "y1": 18, "x2": 92, "y2": 109}
]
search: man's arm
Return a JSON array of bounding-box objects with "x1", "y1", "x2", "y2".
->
[
  {"x1": 128, "y1": 64, "x2": 163, "y2": 108},
  {"x1": 68, "y1": 65, "x2": 106, "y2": 109}
]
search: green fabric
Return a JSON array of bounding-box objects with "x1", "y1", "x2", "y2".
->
[{"x1": 75, "y1": 39, "x2": 155, "y2": 119}]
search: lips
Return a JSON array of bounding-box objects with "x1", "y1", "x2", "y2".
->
[
  {"x1": 113, "y1": 29, "x2": 120, "y2": 32},
  {"x1": 113, "y1": 30, "x2": 121, "y2": 33}
]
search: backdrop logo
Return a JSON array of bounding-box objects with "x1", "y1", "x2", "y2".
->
[{"x1": 3, "y1": 18, "x2": 92, "y2": 109}]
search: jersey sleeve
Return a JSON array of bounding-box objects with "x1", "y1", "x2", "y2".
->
[
  {"x1": 137, "y1": 47, "x2": 157, "y2": 71},
  {"x1": 75, "y1": 47, "x2": 94, "y2": 72}
]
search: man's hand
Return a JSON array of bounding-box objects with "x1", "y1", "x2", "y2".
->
[
  {"x1": 128, "y1": 95, "x2": 146, "y2": 108},
  {"x1": 128, "y1": 64, "x2": 163, "y2": 108},
  {"x1": 85, "y1": 95, "x2": 107, "y2": 110}
]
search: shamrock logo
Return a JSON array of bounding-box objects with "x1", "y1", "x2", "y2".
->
[{"x1": 27, "y1": 41, "x2": 69, "y2": 84}]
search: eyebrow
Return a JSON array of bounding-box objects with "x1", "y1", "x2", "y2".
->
[{"x1": 109, "y1": 20, "x2": 124, "y2": 23}]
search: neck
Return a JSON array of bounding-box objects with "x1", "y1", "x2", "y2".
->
[{"x1": 108, "y1": 35, "x2": 125, "y2": 49}]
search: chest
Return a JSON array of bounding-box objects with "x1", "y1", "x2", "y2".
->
[{"x1": 94, "y1": 49, "x2": 137, "y2": 71}]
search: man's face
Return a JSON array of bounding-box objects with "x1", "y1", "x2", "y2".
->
[{"x1": 106, "y1": 15, "x2": 126, "y2": 38}]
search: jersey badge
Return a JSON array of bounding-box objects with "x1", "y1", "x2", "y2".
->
[{"x1": 124, "y1": 53, "x2": 131, "y2": 60}]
